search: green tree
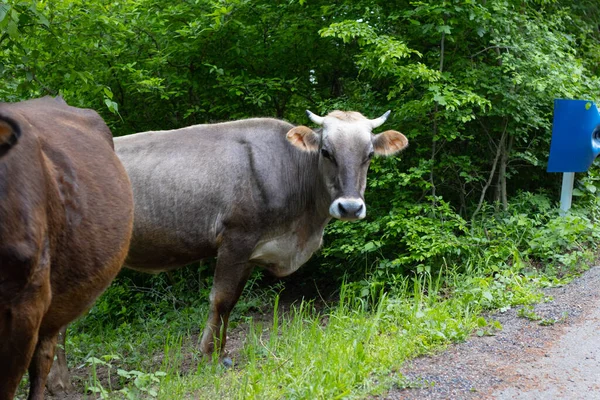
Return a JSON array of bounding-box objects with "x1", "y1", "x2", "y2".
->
[{"x1": 1, "y1": 0, "x2": 599, "y2": 279}]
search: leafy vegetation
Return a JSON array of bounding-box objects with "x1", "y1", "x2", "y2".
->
[{"x1": 5, "y1": 0, "x2": 600, "y2": 398}]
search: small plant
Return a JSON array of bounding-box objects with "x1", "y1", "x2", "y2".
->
[
  {"x1": 475, "y1": 317, "x2": 503, "y2": 337},
  {"x1": 539, "y1": 311, "x2": 569, "y2": 326},
  {"x1": 517, "y1": 305, "x2": 542, "y2": 321},
  {"x1": 83, "y1": 354, "x2": 167, "y2": 398},
  {"x1": 84, "y1": 355, "x2": 119, "y2": 398},
  {"x1": 517, "y1": 307, "x2": 570, "y2": 326},
  {"x1": 118, "y1": 369, "x2": 167, "y2": 399}
]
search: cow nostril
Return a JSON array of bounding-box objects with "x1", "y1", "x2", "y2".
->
[
  {"x1": 356, "y1": 204, "x2": 363, "y2": 215},
  {"x1": 338, "y1": 202, "x2": 347, "y2": 215}
]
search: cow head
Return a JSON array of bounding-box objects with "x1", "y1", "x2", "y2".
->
[{"x1": 286, "y1": 110, "x2": 408, "y2": 221}]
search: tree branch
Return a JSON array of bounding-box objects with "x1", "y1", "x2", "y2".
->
[
  {"x1": 471, "y1": 118, "x2": 508, "y2": 220},
  {"x1": 470, "y1": 45, "x2": 515, "y2": 58},
  {"x1": 430, "y1": 29, "x2": 446, "y2": 210}
]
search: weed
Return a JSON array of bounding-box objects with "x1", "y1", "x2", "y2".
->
[
  {"x1": 82, "y1": 354, "x2": 167, "y2": 399},
  {"x1": 539, "y1": 311, "x2": 569, "y2": 326},
  {"x1": 117, "y1": 369, "x2": 167, "y2": 398},
  {"x1": 475, "y1": 317, "x2": 503, "y2": 337},
  {"x1": 517, "y1": 305, "x2": 542, "y2": 321}
]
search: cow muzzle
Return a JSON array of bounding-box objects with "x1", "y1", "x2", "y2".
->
[{"x1": 329, "y1": 197, "x2": 366, "y2": 221}]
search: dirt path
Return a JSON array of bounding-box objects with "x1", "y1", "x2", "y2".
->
[{"x1": 384, "y1": 266, "x2": 600, "y2": 399}]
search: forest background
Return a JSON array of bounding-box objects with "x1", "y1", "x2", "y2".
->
[{"x1": 3, "y1": 0, "x2": 600, "y2": 398}]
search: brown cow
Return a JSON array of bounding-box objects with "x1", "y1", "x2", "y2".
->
[{"x1": 0, "y1": 97, "x2": 133, "y2": 400}]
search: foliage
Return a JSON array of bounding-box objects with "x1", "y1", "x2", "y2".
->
[{"x1": 324, "y1": 190, "x2": 600, "y2": 300}]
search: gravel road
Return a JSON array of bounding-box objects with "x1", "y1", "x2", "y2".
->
[{"x1": 383, "y1": 266, "x2": 600, "y2": 400}]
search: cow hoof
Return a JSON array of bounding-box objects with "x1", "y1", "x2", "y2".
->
[
  {"x1": 222, "y1": 357, "x2": 233, "y2": 368},
  {"x1": 47, "y1": 357, "x2": 73, "y2": 395},
  {"x1": 46, "y1": 376, "x2": 73, "y2": 396}
]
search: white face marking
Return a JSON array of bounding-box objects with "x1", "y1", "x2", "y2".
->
[{"x1": 321, "y1": 117, "x2": 372, "y2": 144}]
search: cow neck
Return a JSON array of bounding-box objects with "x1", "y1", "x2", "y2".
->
[{"x1": 289, "y1": 147, "x2": 331, "y2": 223}]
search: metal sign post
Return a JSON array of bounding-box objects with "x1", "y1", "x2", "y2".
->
[{"x1": 559, "y1": 172, "x2": 575, "y2": 216}]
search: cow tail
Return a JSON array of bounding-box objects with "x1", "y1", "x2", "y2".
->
[{"x1": 0, "y1": 116, "x2": 21, "y2": 157}]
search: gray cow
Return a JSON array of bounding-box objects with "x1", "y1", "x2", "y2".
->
[{"x1": 47, "y1": 110, "x2": 408, "y2": 393}]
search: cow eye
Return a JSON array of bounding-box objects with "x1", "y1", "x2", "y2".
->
[
  {"x1": 320, "y1": 148, "x2": 337, "y2": 165},
  {"x1": 368, "y1": 151, "x2": 375, "y2": 160}
]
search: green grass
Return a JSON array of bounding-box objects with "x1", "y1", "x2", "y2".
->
[
  {"x1": 62, "y1": 261, "x2": 574, "y2": 400},
  {"x1": 154, "y1": 288, "x2": 476, "y2": 399}
]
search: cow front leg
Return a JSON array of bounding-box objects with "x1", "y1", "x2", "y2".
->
[
  {"x1": 27, "y1": 333, "x2": 59, "y2": 400},
  {"x1": 200, "y1": 248, "x2": 254, "y2": 356},
  {"x1": 0, "y1": 306, "x2": 43, "y2": 400},
  {"x1": 46, "y1": 325, "x2": 72, "y2": 395},
  {"x1": 0, "y1": 252, "x2": 50, "y2": 400}
]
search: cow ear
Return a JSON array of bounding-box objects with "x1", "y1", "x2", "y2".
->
[
  {"x1": 373, "y1": 130, "x2": 408, "y2": 156},
  {"x1": 0, "y1": 120, "x2": 13, "y2": 145},
  {"x1": 286, "y1": 126, "x2": 320, "y2": 152}
]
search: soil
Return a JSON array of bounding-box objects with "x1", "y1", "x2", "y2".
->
[
  {"x1": 384, "y1": 266, "x2": 600, "y2": 399},
  {"x1": 40, "y1": 267, "x2": 600, "y2": 399}
]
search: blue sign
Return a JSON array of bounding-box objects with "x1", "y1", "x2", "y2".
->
[{"x1": 547, "y1": 99, "x2": 600, "y2": 173}]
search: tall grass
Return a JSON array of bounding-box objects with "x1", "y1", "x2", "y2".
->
[{"x1": 155, "y1": 263, "x2": 552, "y2": 399}]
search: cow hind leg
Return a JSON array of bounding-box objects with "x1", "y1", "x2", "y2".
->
[
  {"x1": 46, "y1": 325, "x2": 72, "y2": 395},
  {"x1": 27, "y1": 332, "x2": 59, "y2": 400},
  {"x1": 200, "y1": 244, "x2": 255, "y2": 356}
]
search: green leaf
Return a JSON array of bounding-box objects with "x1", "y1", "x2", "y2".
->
[
  {"x1": 433, "y1": 93, "x2": 447, "y2": 106},
  {"x1": 0, "y1": 4, "x2": 8, "y2": 23},
  {"x1": 437, "y1": 25, "x2": 451, "y2": 35},
  {"x1": 104, "y1": 99, "x2": 119, "y2": 114},
  {"x1": 482, "y1": 291, "x2": 493, "y2": 302},
  {"x1": 363, "y1": 241, "x2": 376, "y2": 252},
  {"x1": 38, "y1": 13, "x2": 49, "y2": 27},
  {"x1": 6, "y1": 20, "x2": 18, "y2": 37}
]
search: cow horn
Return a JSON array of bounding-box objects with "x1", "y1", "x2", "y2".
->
[
  {"x1": 306, "y1": 110, "x2": 325, "y2": 126},
  {"x1": 370, "y1": 110, "x2": 391, "y2": 129}
]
